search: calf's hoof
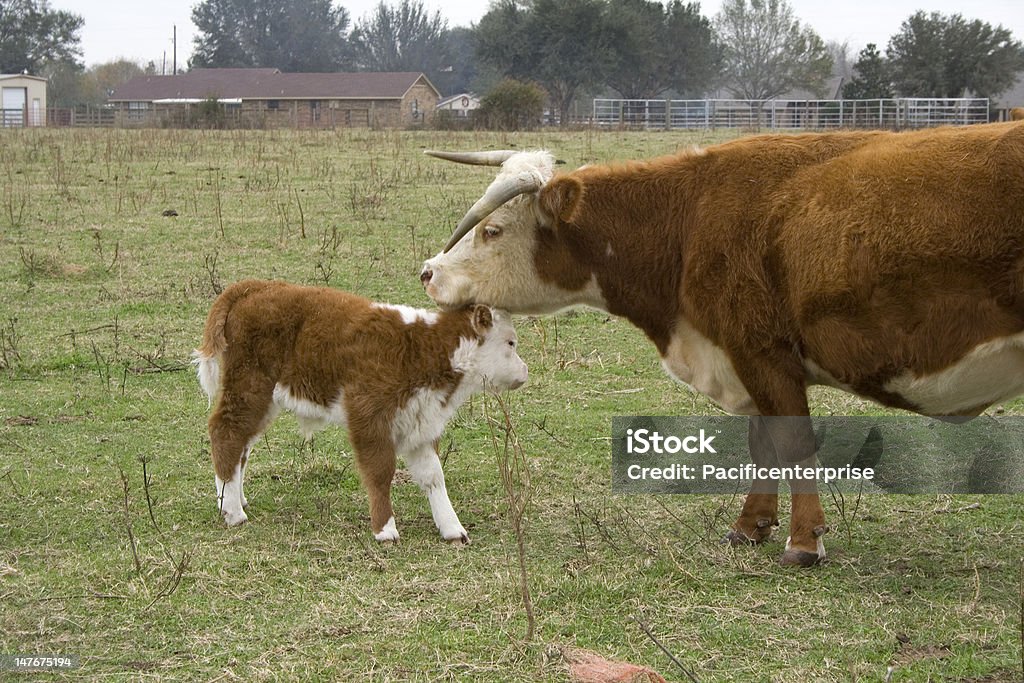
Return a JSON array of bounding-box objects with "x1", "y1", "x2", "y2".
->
[
  {"x1": 222, "y1": 509, "x2": 248, "y2": 527},
  {"x1": 373, "y1": 516, "x2": 400, "y2": 543},
  {"x1": 445, "y1": 530, "x2": 470, "y2": 546}
]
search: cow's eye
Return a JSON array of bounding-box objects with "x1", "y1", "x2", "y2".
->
[
  {"x1": 507, "y1": 340, "x2": 516, "y2": 348},
  {"x1": 483, "y1": 225, "x2": 502, "y2": 240}
]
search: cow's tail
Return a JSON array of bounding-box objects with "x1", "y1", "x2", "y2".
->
[{"x1": 192, "y1": 280, "x2": 273, "y2": 405}]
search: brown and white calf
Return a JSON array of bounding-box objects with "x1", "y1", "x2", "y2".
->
[
  {"x1": 194, "y1": 279, "x2": 527, "y2": 541},
  {"x1": 420, "y1": 121, "x2": 1024, "y2": 565}
]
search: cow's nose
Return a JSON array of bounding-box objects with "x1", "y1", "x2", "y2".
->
[{"x1": 420, "y1": 267, "x2": 433, "y2": 286}]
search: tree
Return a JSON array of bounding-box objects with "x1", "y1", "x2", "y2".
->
[
  {"x1": 432, "y1": 26, "x2": 478, "y2": 95},
  {"x1": 713, "y1": 0, "x2": 832, "y2": 100},
  {"x1": 0, "y1": 0, "x2": 83, "y2": 73},
  {"x1": 604, "y1": 0, "x2": 719, "y2": 99},
  {"x1": 886, "y1": 11, "x2": 1024, "y2": 99},
  {"x1": 477, "y1": 0, "x2": 611, "y2": 125},
  {"x1": 662, "y1": 1, "x2": 721, "y2": 96},
  {"x1": 842, "y1": 43, "x2": 892, "y2": 99},
  {"x1": 350, "y1": 0, "x2": 449, "y2": 86},
  {"x1": 826, "y1": 40, "x2": 852, "y2": 84},
  {"x1": 190, "y1": 0, "x2": 351, "y2": 71},
  {"x1": 86, "y1": 59, "x2": 145, "y2": 104}
]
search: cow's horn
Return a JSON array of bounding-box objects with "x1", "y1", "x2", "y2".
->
[
  {"x1": 443, "y1": 172, "x2": 543, "y2": 252},
  {"x1": 426, "y1": 150, "x2": 519, "y2": 166}
]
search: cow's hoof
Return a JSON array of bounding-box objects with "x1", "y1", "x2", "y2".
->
[
  {"x1": 780, "y1": 528, "x2": 827, "y2": 566},
  {"x1": 724, "y1": 517, "x2": 777, "y2": 545},
  {"x1": 779, "y1": 548, "x2": 824, "y2": 567}
]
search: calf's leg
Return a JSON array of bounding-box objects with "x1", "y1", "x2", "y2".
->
[
  {"x1": 208, "y1": 376, "x2": 275, "y2": 526},
  {"x1": 405, "y1": 442, "x2": 469, "y2": 543},
  {"x1": 349, "y1": 425, "x2": 399, "y2": 542}
]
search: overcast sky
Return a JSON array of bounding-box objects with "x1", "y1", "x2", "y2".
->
[{"x1": 53, "y1": 0, "x2": 1024, "y2": 71}]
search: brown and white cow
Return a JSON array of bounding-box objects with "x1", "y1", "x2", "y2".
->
[
  {"x1": 420, "y1": 121, "x2": 1024, "y2": 566},
  {"x1": 1011, "y1": 107, "x2": 1024, "y2": 122},
  {"x1": 194, "y1": 279, "x2": 528, "y2": 542}
]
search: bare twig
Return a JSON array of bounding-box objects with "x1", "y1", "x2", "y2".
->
[
  {"x1": 486, "y1": 392, "x2": 535, "y2": 642},
  {"x1": 143, "y1": 549, "x2": 192, "y2": 611},
  {"x1": 1, "y1": 468, "x2": 22, "y2": 497},
  {"x1": 632, "y1": 616, "x2": 700, "y2": 683},
  {"x1": 56, "y1": 323, "x2": 117, "y2": 339},
  {"x1": 140, "y1": 456, "x2": 160, "y2": 534},
  {"x1": 531, "y1": 416, "x2": 569, "y2": 446},
  {"x1": 0, "y1": 433, "x2": 26, "y2": 453},
  {"x1": 118, "y1": 468, "x2": 142, "y2": 574},
  {"x1": 571, "y1": 495, "x2": 588, "y2": 557}
]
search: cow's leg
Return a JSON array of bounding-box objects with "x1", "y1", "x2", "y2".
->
[
  {"x1": 209, "y1": 378, "x2": 275, "y2": 527},
  {"x1": 730, "y1": 355, "x2": 827, "y2": 566},
  {"x1": 405, "y1": 441, "x2": 469, "y2": 544},
  {"x1": 726, "y1": 416, "x2": 780, "y2": 545},
  {"x1": 764, "y1": 416, "x2": 827, "y2": 567},
  {"x1": 349, "y1": 425, "x2": 399, "y2": 542}
]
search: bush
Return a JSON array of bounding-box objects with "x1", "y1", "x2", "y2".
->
[
  {"x1": 476, "y1": 79, "x2": 545, "y2": 131},
  {"x1": 188, "y1": 96, "x2": 226, "y2": 129},
  {"x1": 431, "y1": 109, "x2": 472, "y2": 131}
]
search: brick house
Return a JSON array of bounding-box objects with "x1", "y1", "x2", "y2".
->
[{"x1": 108, "y1": 68, "x2": 440, "y2": 128}]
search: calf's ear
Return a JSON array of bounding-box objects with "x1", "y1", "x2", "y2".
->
[
  {"x1": 538, "y1": 176, "x2": 584, "y2": 224},
  {"x1": 471, "y1": 305, "x2": 493, "y2": 334}
]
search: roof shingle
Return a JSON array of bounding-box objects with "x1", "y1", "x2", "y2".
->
[{"x1": 109, "y1": 69, "x2": 436, "y2": 101}]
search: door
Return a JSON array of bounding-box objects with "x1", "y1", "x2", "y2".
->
[{"x1": 2, "y1": 87, "x2": 26, "y2": 127}]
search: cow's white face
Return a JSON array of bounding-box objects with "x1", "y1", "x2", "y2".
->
[
  {"x1": 420, "y1": 151, "x2": 605, "y2": 314},
  {"x1": 422, "y1": 200, "x2": 560, "y2": 313}
]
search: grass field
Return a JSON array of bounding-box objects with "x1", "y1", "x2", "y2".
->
[{"x1": 1, "y1": 126, "x2": 1021, "y2": 682}]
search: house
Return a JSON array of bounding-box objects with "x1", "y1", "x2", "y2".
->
[
  {"x1": 1, "y1": 74, "x2": 47, "y2": 127},
  {"x1": 436, "y1": 93, "x2": 480, "y2": 118},
  {"x1": 992, "y1": 71, "x2": 1024, "y2": 121},
  {"x1": 107, "y1": 69, "x2": 441, "y2": 128}
]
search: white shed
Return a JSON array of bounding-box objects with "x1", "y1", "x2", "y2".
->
[
  {"x1": 436, "y1": 93, "x2": 480, "y2": 118},
  {"x1": 1, "y1": 74, "x2": 47, "y2": 127}
]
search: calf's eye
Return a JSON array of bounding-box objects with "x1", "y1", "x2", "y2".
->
[{"x1": 483, "y1": 225, "x2": 502, "y2": 240}]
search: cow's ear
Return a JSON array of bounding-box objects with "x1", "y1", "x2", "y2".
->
[
  {"x1": 471, "y1": 304, "x2": 493, "y2": 334},
  {"x1": 538, "y1": 176, "x2": 584, "y2": 224}
]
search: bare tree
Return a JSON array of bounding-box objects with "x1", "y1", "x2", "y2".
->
[
  {"x1": 713, "y1": 0, "x2": 832, "y2": 99},
  {"x1": 350, "y1": 0, "x2": 449, "y2": 80}
]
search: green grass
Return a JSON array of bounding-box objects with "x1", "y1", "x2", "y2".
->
[{"x1": 0, "y1": 126, "x2": 1021, "y2": 681}]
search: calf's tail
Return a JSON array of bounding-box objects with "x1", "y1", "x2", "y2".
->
[{"x1": 192, "y1": 280, "x2": 274, "y2": 404}]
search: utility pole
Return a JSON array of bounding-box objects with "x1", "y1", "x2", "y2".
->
[{"x1": 172, "y1": 25, "x2": 177, "y2": 75}]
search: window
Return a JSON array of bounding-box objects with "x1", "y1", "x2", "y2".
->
[
  {"x1": 127, "y1": 101, "x2": 150, "y2": 122},
  {"x1": 266, "y1": 100, "x2": 280, "y2": 110}
]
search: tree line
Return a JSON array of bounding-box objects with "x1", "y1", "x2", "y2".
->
[{"x1": 3, "y1": 0, "x2": 1022, "y2": 116}]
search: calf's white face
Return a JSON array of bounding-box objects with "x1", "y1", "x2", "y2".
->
[{"x1": 454, "y1": 307, "x2": 528, "y2": 390}]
